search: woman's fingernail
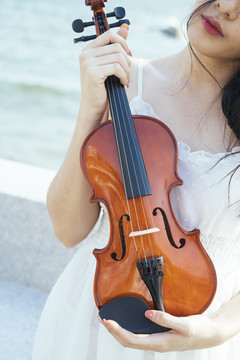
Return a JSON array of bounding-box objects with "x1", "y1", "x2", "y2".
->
[
  {"x1": 145, "y1": 310, "x2": 155, "y2": 319},
  {"x1": 128, "y1": 49, "x2": 133, "y2": 57},
  {"x1": 121, "y1": 23, "x2": 129, "y2": 31},
  {"x1": 103, "y1": 319, "x2": 111, "y2": 328}
]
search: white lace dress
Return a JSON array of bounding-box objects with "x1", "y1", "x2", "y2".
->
[{"x1": 32, "y1": 66, "x2": 240, "y2": 360}]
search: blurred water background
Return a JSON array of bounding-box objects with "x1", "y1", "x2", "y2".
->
[{"x1": 0, "y1": 0, "x2": 193, "y2": 170}]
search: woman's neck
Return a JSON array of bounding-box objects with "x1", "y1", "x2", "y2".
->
[{"x1": 179, "y1": 45, "x2": 240, "y2": 89}]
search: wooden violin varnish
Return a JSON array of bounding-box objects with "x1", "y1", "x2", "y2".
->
[{"x1": 72, "y1": 0, "x2": 217, "y2": 334}]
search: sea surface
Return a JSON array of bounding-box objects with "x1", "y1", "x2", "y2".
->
[{"x1": 1, "y1": 0, "x2": 193, "y2": 170}]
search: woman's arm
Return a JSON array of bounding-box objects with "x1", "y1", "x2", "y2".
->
[
  {"x1": 47, "y1": 26, "x2": 132, "y2": 248},
  {"x1": 100, "y1": 292, "x2": 240, "y2": 352}
]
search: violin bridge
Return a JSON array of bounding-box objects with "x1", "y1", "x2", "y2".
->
[{"x1": 129, "y1": 227, "x2": 160, "y2": 238}]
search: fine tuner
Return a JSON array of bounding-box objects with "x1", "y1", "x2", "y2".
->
[{"x1": 72, "y1": 6, "x2": 130, "y2": 43}]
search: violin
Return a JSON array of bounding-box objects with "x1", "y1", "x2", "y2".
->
[{"x1": 72, "y1": 0, "x2": 217, "y2": 334}]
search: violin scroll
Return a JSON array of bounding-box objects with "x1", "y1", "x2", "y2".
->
[
  {"x1": 85, "y1": 0, "x2": 107, "y2": 8},
  {"x1": 72, "y1": 2, "x2": 130, "y2": 43}
]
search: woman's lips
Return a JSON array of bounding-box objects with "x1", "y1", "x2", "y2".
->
[{"x1": 201, "y1": 15, "x2": 224, "y2": 37}]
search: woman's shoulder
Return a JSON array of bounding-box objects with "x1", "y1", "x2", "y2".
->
[{"x1": 127, "y1": 55, "x2": 177, "y2": 101}]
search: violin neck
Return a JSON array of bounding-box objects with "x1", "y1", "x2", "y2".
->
[{"x1": 105, "y1": 76, "x2": 152, "y2": 200}]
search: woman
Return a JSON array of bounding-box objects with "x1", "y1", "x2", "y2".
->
[{"x1": 33, "y1": 0, "x2": 240, "y2": 359}]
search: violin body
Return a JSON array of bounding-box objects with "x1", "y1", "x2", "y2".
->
[
  {"x1": 74, "y1": 0, "x2": 217, "y2": 333},
  {"x1": 81, "y1": 115, "x2": 217, "y2": 317}
]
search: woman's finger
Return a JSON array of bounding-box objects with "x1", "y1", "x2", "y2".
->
[
  {"x1": 102, "y1": 319, "x2": 153, "y2": 349},
  {"x1": 87, "y1": 52, "x2": 130, "y2": 79},
  {"x1": 86, "y1": 42, "x2": 132, "y2": 67},
  {"x1": 145, "y1": 310, "x2": 187, "y2": 333},
  {"x1": 117, "y1": 24, "x2": 130, "y2": 41},
  {"x1": 84, "y1": 29, "x2": 132, "y2": 56},
  {"x1": 87, "y1": 62, "x2": 129, "y2": 87}
]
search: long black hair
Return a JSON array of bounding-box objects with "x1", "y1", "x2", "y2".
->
[
  {"x1": 187, "y1": 0, "x2": 240, "y2": 146},
  {"x1": 187, "y1": 0, "x2": 240, "y2": 203}
]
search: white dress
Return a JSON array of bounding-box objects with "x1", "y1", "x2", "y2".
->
[{"x1": 32, "y1": 61, "x2": 240, "y2": 360}]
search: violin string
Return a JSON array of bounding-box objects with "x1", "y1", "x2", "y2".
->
[
  {"x1": 100, "y1": 24, "x2": 156, "y2": 263},
  {"x1": 109, "y1": 76, "x2": 154, "y2": 262},
  {"x1": 97, "y1": 25, "x2": 140, "y2": 260},
  {"x1": 107, "y1": 76, "x2": 148, "y2": 261},
  {"x1": 119, "y1": 81, "x2": 160, "y2": 263},
  {"x1": 106, "y1": 78, "x2": 141, "y2": 261},
  {"x1": 120, "y1": 87, "x2": 159, "y2": 262},
  {"x1": 107, "y1": 77, "x2": 146, "y2": 260},
  {"x1": 98, "y1": 26, "x2": 150, "y2": 261},
  {"x1": 98, "y1": 24, "x2": 143, "y2": 261}
]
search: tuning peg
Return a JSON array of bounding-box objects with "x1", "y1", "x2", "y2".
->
[
  {"x1": 109, "y1": 19, "x2": 130, "y2": 29},
  {"x1": 107, "y1": 7, "x2": 126, "y2": 20},
  {"x1": 73, "y1": 34, "x2": 97, "y2": 43},
  {"x1": 72, "y1": 19, "x2": 95, "y2": 33}
]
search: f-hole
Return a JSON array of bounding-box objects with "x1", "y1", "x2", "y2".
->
[
  {"x1": 153, "y1": 207, "x2": 185, "y2": 249},
  {"x1": 111, "y1": 214, "x2": 130, "y2": 261}
]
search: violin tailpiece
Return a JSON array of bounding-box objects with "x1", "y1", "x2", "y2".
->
[{"x1": 136, "y1": 257, "x2": 165, "y2": 312}]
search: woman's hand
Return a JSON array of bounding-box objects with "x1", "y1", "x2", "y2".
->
[
  {"x1": 47, "y1": 25, "x2": 132, "y2": 247},
  {"x1": 79, "y1": 25, "x2": 132, "y2": 122},
  {"x1": 100, "y1": 310, "x2": 226, "y2": 352}
]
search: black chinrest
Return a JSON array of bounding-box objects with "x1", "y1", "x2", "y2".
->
[{"x1": 99, "y1": 296, "x2": 170, "y2": 334}]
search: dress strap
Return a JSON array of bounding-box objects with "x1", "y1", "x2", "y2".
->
[{"x1": 138, "y1": 59, "x2": 144, "y2": 99}]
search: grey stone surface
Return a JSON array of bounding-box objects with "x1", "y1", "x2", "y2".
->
[
  {"x1": 0, "y1": 192, "x2": 77, "y2": 293},
  {"x1": 0, "y1": 279, "x2": 47, "y2": 360},
  {"x1": 0, "y1": 162, "x2": 79, "y2": 359}
]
